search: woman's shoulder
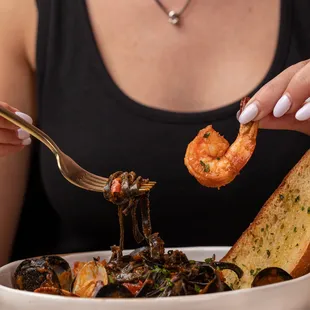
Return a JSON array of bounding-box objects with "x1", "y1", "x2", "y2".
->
[{"x1": 0, "y1": 0, "x2": 37, "y2": 70}]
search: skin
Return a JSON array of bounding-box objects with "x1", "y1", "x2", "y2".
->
[{"x1": 0, "y1": 0, "x2": 308, "y2": 266}]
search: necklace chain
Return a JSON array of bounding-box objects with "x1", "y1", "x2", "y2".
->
[{"x1": 154, "y1": 0, "x2": 192, "y2": 25}]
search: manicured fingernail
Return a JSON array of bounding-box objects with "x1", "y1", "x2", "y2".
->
[
  {"x1": 22, "y1": 137, "x2": 31, "y2": 146},
  {"x1": 238, "y1": 102, "x2": 259, "y2": 124},
  {"x1": 273, "y1": 94, "x2": 291, "y2": 118},
  {"x1": 15, "y1": 112, "x2": 33, "y2": 124},
  {"x1": 236, "y1": 110, "x2": 240, "y2": 120},
  {"x1": 295, "y1": 102, "x2": 310, "y2": 121},
  {"x1": 17, "y1": 128, "x2": 30, "y2": 140}
]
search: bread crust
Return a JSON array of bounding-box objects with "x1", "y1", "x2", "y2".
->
[{"x1": 291, "y1": 242, "x2": 310, "y2": 278}]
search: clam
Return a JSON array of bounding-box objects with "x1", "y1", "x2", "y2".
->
[
  {"x1": 34, "y1": 287, "x2": 78, "y2": 297},
  {"x1": 72, "y1": 259, "x2": 108, "y2": 297}
]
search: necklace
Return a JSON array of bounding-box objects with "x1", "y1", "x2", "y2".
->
[{"x1": 154, "y1": 0, "x2": 192, "y2": 25}]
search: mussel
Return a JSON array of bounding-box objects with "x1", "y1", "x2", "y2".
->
[
  {"x1": 13, "y1": 255, "x2": 72, "y2": 292},
  {"x1": 94, "y1": 283, "x2": 133, "y2": 298},
  {"x1": 251, "y1": 267, "x2": 293, "y2": 288},
  {"x1": 41, "y1": 255, "x2": 73, "y2": 291},
  {"x1": 200, "y1": 272, "x2": 232, "y2": 294}
]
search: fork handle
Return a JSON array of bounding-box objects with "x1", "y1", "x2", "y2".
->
[{"x1": 0, "y1": 105, "x2": 60, "y2": 155}]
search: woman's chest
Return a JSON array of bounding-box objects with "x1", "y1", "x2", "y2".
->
[{"x1": 84, "y1": 0, "x2": 280, "y2": 112}]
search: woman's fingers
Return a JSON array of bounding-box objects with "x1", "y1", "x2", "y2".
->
[
  {"x1": 0, "y1": 128, "x2": 30, "y2": 145},
  {"x1": 0, "y1": 144, "x2": 25, "y2": 157},
  {"x1": 238, "y1": 60, "x2": 310, "y2": 124},
  {"x1": 0, "y1": 101, "x2": 33, "y2": 156},
  {"x1": 276, "y1": 61, "x2": 310, "y2": 118},
  {"x1": 295, "y1": 100, "x2": 310, "y2": 121},
  {"x1": 259, "y1": 114, "x2": 310, "y2": 135}
]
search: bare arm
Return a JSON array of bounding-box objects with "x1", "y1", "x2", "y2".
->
[{"x1": 0, "y1": 0, "x2": 37, "y2": 266}]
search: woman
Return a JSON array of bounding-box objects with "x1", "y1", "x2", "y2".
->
[{"x1": 0, "y1": 0, "x2": 309, "y2": 267}]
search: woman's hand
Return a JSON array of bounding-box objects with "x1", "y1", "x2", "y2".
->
[
  {"x1": 0, "y1": 101, "x2": 33, "y2": 156},
  {"x1": 237, "y1": 60, "x2": 310, "y2": 135}
]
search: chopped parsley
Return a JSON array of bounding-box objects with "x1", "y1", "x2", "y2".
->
[
  {"x1": 295, "y1": 195, "x2": 300, "y2": 203},
  {"x1": 194, "y1": 284, "x2": 201, "y2": 293},
  {"x1": 266, "y1": 250, "x2": 271, "y2": 258},
  {"x1": 205, "y1": 257, "x2": 213, "y2": 264},
  {"x1": 308, "y1": 207, "x2": 310, "y2": 214},
  {"x1": 152, "y1": 266, "x2": 170, "y2": 276},
  {"x1": 200, "y1": 160, "x2": 210, "y2": 172},
  {"x1": 166, "y1": 278, "x2": 173, "y2": 287},
  {"x1": 294, "y1": 227, "x2": 297, "y2": 233},
  {"x1": 108, "y1": 275, "x2": 115, "y2": 284},
  {"x1": 203, "y1": 132, "x2": 211, "y2": 139},
  {"x1": 301, "y1": 206, "x2": 305, "y2": 211}
]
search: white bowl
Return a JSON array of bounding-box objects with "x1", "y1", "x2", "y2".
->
[{"x1": 1, "y1": 247, "x2": 310, "y2": 310}]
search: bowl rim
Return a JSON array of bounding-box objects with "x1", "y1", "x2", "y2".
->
[{"x1": 1, "y1": 246, "x2": 309, "y2": 304}]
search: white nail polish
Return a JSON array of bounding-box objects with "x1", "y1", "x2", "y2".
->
[
  {"x1": 273, "y1": 94, "x2": 291, "y2": 118},
  {"x1": 22, "y1": 137, "x2": 31, "y2": 146},
  {"x1": 236, "y1": 110, "x2": 240, "y2": 120},
  {"x1": 15, "y1": 112, "x2": 33, "y2": 124},
  {"x1": 17, "y1": 128, "x2": 30, "y2": 140},
  {"x1": 295, "y1": 102, "x2": 310, "y2": 121},
  {"x1": 238, "y1": 102, "x2": 259, "y2": 124}
]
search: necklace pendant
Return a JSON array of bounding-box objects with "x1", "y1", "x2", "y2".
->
[{"x1": 168, "y1": 11, "x2": 180, "y2": 25}]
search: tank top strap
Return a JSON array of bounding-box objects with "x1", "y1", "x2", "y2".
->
[
  {"x1": 35, "y1": 1, "x2": 100, "y2": 104},
  {"x1": 35, "y1": 0, "x2": 52, "y2": 103},
  {"x1": 291, "y1": 0, "x2": 310, "y2": 59}
]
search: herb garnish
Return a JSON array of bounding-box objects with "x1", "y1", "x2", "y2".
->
[
  {"x1": 194, "y1": 284, "x2": 201, "y2": 293},
  {"x1": 205, "y1": 257, "x2": 213, "y2": 264},
  {"x1": 200, "y1": 160, "x2": 210, "y2": 172}
]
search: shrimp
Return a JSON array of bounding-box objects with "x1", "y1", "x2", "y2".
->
[{"x1": 184, "y1": 97, "x2": 258, "y2": 189}]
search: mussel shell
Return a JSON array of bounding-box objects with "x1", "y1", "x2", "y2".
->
[
  {"x1": 14, "y1": 258, "x2": 60, "y2": 292},
  {"x1": 213, "y1": 262, "x2": 244, "y2": 279},
  {"x1": 200, "y1": 271, "x2": 231, "y2": 294},
  {"x1": 251, "y1": 267, "x2": 293, "y2": 288},
  {"x1": 94, "y1": 283, "x2": 133, "y2": 298},
  {"x1": 42, "y1": 255, "x2": 73, "y2": 291}
]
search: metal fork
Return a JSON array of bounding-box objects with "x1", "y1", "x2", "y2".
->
[{"x1": 0, "y1": 106, "x2": 156, "y2": 192}]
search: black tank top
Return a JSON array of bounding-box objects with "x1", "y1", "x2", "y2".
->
[{"x1": 11, "y1": 0, "x2": 310, "y2": 260}]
